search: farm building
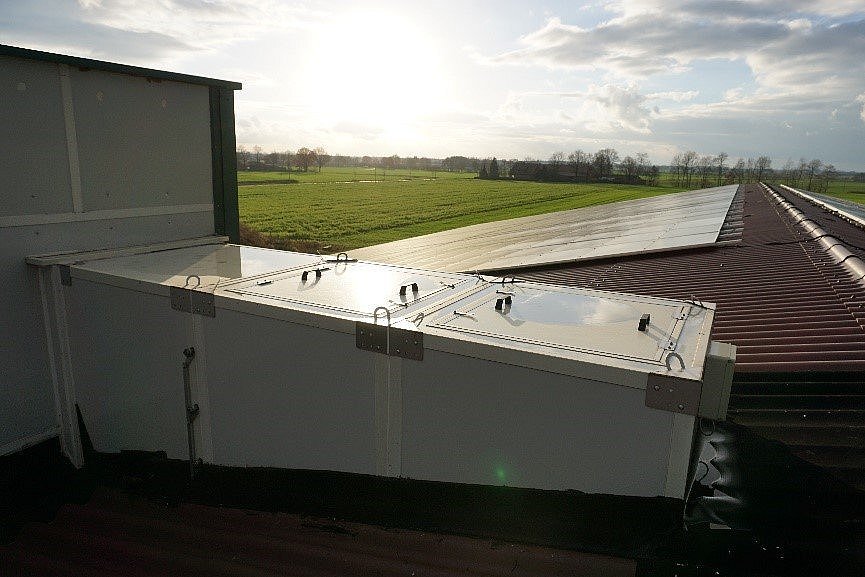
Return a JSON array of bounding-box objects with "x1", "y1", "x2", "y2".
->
[{"x1": 2, "y1": 44, "x2": 865, "y2": 577}]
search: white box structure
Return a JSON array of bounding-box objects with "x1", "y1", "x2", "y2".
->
[{"x1": 29, "y1": 241, "x2": 734, "y2": 499}]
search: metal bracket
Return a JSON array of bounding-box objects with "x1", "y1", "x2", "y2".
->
[
  {"x1": 356, "y1": 322, "x2": 424, "y2": 361},
  {"x1": 170, "y1": 286, "x2": 215, "y2": 317},
  {"x1": 645, "y1": 373, "x2": 702, "y2": 416}
]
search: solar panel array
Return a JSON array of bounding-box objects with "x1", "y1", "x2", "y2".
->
[{"x1": 352, "y1": 186, "x2": 738, "y2": 272}]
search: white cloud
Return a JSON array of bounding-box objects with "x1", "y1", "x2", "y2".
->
[
  {"x1": 858, "y1": 93, "x2": 865, "y2": 123},
  {"x1": 647, "y1": 90, "x2": 699, "y2": 102},
  {"x1": 487, "y1": 2, "x2": 865, "y2": 132},
  {"x1": 581, "y1": 84, "x2": 652, "y2": 133},
  {"x1": 2, "y1": 0, "x2": 325, "y2": 64}
]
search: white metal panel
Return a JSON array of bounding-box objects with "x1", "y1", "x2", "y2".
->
[
  {"x1": 352, "y1": 186, "x2": 738, "y2": 272},
  {"x1": 225, "y1": 261, "x2": 477, "y2": 320},
  {"x1": 419, "y1": 280, "x2": 713, "y2": 386},
  {"x1": 204, "y1": 309, "x2": 378, "y2": 474},
  {"x1": 65, "y1": 279, "x2": 193, "y2": 458},
  {"x1": 428, "y1": 284, "x2": 683, "y2": 363},
  {"x1": 0, "y1": 213, "x2": 212, "y2": 455},
  {"x1": 400, "y1": 348, "x2": 677, "y2": 496},
  {"x1": 73, "y1": 244, "x2": 321, "y2": 290},
  {"x1": 70, "y1": 68, "x2": 213, "y2": 211},
  {"x1": 0, "y1": 56, "x2": 73, "y2": 217}
]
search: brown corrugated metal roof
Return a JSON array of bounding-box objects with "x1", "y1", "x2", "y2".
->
[
  {"x1": 502, "y1": 183, "x2": 865, "y2": 373},
  {"x1": 0, "y1": 488, "x2": 636, "y2": 577}
]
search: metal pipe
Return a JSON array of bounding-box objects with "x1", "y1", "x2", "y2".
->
[{"x1": 182, "y1": 347, "x2": 200, "y2": 479}]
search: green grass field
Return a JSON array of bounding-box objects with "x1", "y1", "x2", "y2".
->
[
  {"x1": 239, "y1": 167, "x2": 468, "y2": 185},
  {"x1": 238, "y1": 169, "x2": 687, "y2": 251},
  {"x1": 820, "y1": 180, "x2": 865, "y2": 204}
]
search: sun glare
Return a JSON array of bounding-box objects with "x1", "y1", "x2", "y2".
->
[{"x1": 311, "y1": 10, "x2": 443, "y2": 139}]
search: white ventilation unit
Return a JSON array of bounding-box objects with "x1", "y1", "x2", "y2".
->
[{"x1": 29, "y1": 240, "x2": 734, "y2": 499}]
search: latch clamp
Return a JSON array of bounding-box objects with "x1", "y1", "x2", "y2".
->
[{"x1": 170, "y1": 286, "x2": 215, "y2": 317}]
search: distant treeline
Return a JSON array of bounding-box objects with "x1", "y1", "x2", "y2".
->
[{"x1": 237, "y1": 145, "x2": 863, "y2": 191}]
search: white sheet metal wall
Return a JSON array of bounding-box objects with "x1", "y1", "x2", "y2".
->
[
  {"x1": 0, "y1": 53, "x2": 215, "y2": 456},
  {"x1": 400, "y1": 350, "x2": 677, "y2": 496}
]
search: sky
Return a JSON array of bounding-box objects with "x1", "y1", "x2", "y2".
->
[{"x1": 2, "y1": 0, "x2": 864, "y2": 170}]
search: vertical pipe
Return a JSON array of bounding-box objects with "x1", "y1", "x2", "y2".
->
[{"x1": 182, "y1": 347, "x2": 199, "y2": 479}]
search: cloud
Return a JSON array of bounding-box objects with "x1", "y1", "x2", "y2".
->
[
  {"x1": 486, "y1": 2, "x2": 865, "y2": 132},
  {"x1": 574, "y1": 84, "x2": 652, "y2": 133},
  {"x1": 330, "y1": 121, "x2": 385, "y2": 141},
  {"x1": 858, "y1": 93, "x2": 865, "y2": 123},
  {"x1": 647, "y1": 90, "x2": 699, "y2": 102},
  {"x1": 1, "y1": 0, "x2": 324, "y2": 64}
]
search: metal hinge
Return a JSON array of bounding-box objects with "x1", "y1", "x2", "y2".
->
[
  {"x1": 170, "y1": 286, "x2": 215, "y2": 317},
  {"x1": 356, "y1": 321, "x2": 424, "y2": 361}
]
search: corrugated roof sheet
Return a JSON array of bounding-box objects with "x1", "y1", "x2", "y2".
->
[
  {"x1": 501, "y1": 183, "x2": 865, "y2": 373},
  {"x1": 0, "y1": 488, "x2": 636, "y2": 577}
]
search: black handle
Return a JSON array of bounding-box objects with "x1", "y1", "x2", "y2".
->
[
  {"x1": 638, "y1": 313, "x2": 650, "y2": 331},
  {"x1": 399, "y1": 282, "x2": 419, "y2": 296},
  {"x1": 495, "y1": 296, "x2": 513, "y2": 310},
  {"x1": 301, "y1": 268, "x2": 324, "y2": 282}
]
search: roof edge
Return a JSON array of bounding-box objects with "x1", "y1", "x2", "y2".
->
[{"x1": 0, "y1": 44, "x2": 242, "y2": 90}]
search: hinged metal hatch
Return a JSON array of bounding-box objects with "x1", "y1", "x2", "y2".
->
[
  {"x1": 224, "y1": 261, "x2": 475, "y2": 319},
  {"x1": 427, "y1": 284, "x2": 689, "y2": 363}
]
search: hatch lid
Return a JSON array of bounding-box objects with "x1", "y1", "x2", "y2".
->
[{"x1": 426, "y1": 284, "x2": 688, "y2": 363}]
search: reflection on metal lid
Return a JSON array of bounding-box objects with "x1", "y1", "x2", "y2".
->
[
  {"x1": 73, "y1": 244, "x2": 322, "y2": 287},
  {"x1": 428, "y1": 284, "x2": 690, "y2": 363},
  {"x1": 225, "y1": 261, "x2": 476, "y2": 319}
]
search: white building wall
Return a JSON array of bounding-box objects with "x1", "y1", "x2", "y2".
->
[{"x1": 0, "y1": 53, "x2": 216, "y2": 454}]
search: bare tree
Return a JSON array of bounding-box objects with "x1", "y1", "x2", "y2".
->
[
  {"x1": 781, "y1": 158, "x2": 796, "y2": 186},
  {"x1": 568, "y1": 150, "x2": 589, "y2": 181},
  {"x1": 646, "y1": 165, "x2": 660, "y2": 186},
  {"x1": 295, "y1": 147, "x2": 314, "y2": 172},
  {"x1": 817, "y1": 163, "x2": 835, "y2": 193},
  {"x1": 620, "y1": 156, "x2": 639, "y2": 182},
  {"x1": 636, "y1": 152, "x2": 649, "y2": 180},
  {"x1": 806, "y1": 159, "x2": 822, "y2": 190},
  {"x1": 697, "y1": 155, "x2": 713, "y2": 187},
  {"x1": 756, "y1": 156, "x2": 772, "y2": 182},
  {"x1": 730, "y1": 158, "x2": 745, "y2": 184},
  {"x1": 236, "y1": 145, "x2": 251, "y2": 170},
  {"x1": 715, "y1": 152, "x2": 728, "y2": 186},
  {"x1": 680, "y1": 151, "x2": 697, "y2": 187},
  {"x1": 314, "y1": 147, "x2": 330, "y2": 172},
  {"x1": 593, "y1": 148, "x2": 619, "y2": 179}
]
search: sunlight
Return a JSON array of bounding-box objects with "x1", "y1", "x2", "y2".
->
[{"x1": 311, "y1": 9, "x2": 443, "y2": 137}]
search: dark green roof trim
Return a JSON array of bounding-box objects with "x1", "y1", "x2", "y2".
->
[{"x1": 0, "y1": 44, "x2": 242, "y2": 90}]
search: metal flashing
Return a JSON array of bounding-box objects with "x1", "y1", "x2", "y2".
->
[
  {"x1": 210, "y1": 86, "x2": 240, "y2": 242},
  {"x1": 0, "y1": 44, "x2": 242, "y2": 89}
]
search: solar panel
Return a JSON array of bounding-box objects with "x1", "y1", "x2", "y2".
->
[{"x1": 352, "y1": 186, "x2": 738, "y2": 272}]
